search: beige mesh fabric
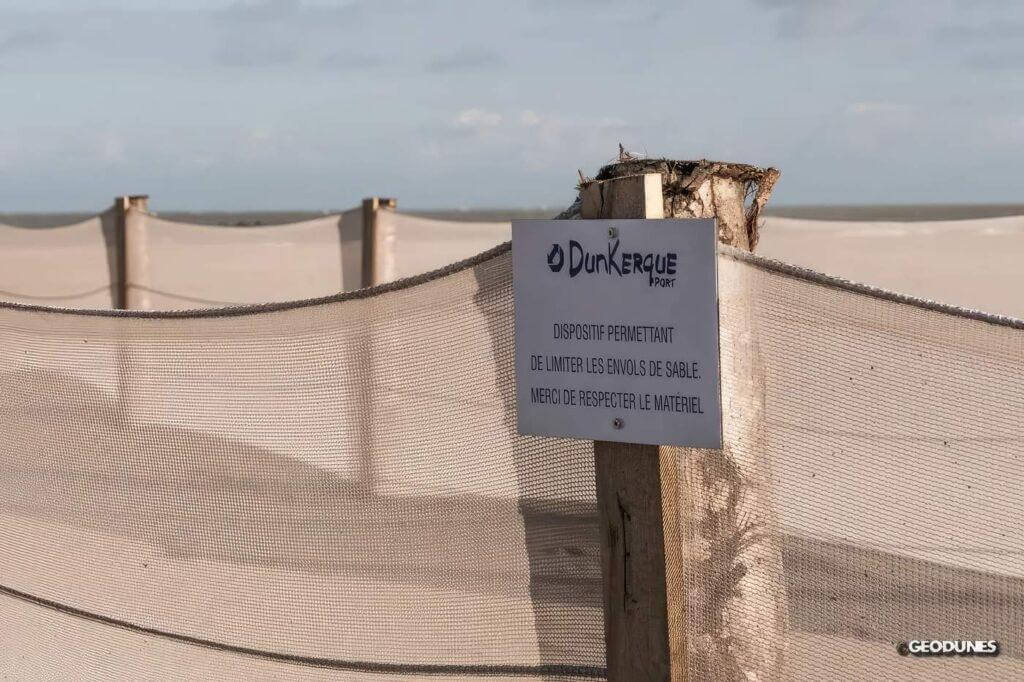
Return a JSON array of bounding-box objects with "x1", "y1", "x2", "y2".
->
[
  {"x1": 133, "y1": 208, "x2": 364, "y2": 309},
  {"x1": 0, "y1": 212, "x2": 118, "y2": 308},
  {"x1": 374, "y1": 211, "x2": 510, "y2": 284},
  {"x1": 0, "y1": 245, "x2": 1021, "y2": 679},
  {"x1": 758, "y1": 215, "x2": 1024, "y2": 319},
  {"x1": 732, "y1": 250, "x2": 1024, "y2": 679}
]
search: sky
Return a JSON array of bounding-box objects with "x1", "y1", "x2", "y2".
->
[{"x1": 0, "y1": 0, "x2": 1022, "y2": 211}]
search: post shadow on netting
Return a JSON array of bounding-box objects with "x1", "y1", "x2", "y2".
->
[{"x1": 472, "y1": 258, "x2": 607, "y2": 675}]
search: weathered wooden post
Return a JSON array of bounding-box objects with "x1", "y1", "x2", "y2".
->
[
  {"x1": 114, "y1": 194, "x2": 150, "y2": 310},
  {"x1": 355, "y1": 197, "x2": 395, "y2": 495},
  {"x1": 575, "y1": 173, "x2": 686, "y2": 681},
  {"x1": 360, "y1": 196, "x2": 397, "y2": 288},
  {"x1": 112, "y1": 194, "x2": 149, "y2": 426},
  {"x1": 572, "y1": 158, "x2": 785, "y2": 680}
]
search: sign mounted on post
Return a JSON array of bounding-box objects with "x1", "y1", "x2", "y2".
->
[{"x1": 512, "y1": 219, "x2": 722, "y2": 448}]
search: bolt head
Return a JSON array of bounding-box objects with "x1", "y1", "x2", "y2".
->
[
  {"x1": 607, "y1": 226, "x2": 618, "y2": 239},
  {"x1": 612, "y1": 417, "x2": 624, "y2": 429}
]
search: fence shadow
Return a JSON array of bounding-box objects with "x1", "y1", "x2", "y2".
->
[{"x1": 472, "y1": 254, "x2": 606, "y2": 674}]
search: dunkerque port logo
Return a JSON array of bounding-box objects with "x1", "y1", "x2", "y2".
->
[
  {"x1": 547, "y1": 243, "x2": 565, "y2": 272},
  {"x1": 543, "y1": 238, "x2": 678, "y2": 288}
]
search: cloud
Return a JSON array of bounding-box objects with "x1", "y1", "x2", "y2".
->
[
  {"x1": 752, "y1": 0, "x2": 889, "y2": 40},
  {"x1": 214, "y1": 37, "x2": 298, "y2": 67},
  {"x1": 524, "y1": 0, "x2": 674, "y2": 26},
  {"x1": 519, "y1": 110, "x2": 542, "y2": 127},
  {"x1": 426, "y1": 47, "x2": 503, "y2": 73},
  {"x1": 517, "y1": 114, "x2": 636, "y2": 170},
  {"x1": 962, "y1": 46, "x2": 1024, "y2": 71},
  {"x1": 213, "y1": 0, "x2": 365, "y2": 28},
  {"x1": 453, "y1": 108, "x2": 503, "y2": 129},
  {"x1": 425, "y1": 106, "x2": 639, "y2": 174},
  {"x1": 527, "y1": 0, "x2": 618, "y2": 7},
  {"x1": 319, "y1": 49, "x2": 383, "y2": 71},
  {"x1": 217, "y1": 0, "x2": 306, "y2": 24},
  {"x1": 0, "y1": 126, "x2": 129, "y2": 171},
  {"x1": 96, "y1": 132, "x2": 127, "y2": 165},
  {"x1": 211, "y1": 0, "x2": 364, "y2": 67},
  {"x1": 0, "y1": 29, "x2": 59, "y2": 56},
  {"x1": 837, "y1": 101, "x2": 919, "y2": 154},
  {"x1": 847, "y1": 101, "x2": 911, "y2": 116},
  {"x1": 934, "y1": 21, "x2": 1024, "y2": 43},
  {"x1": 933, "y1": 20, "x2": 1024, "y2": 70}
]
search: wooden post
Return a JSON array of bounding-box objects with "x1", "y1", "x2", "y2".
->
[
  {"x1": 361, "y1": 197, "x2": 397, "y2": 288},
  {"x1": 580, "y1": 173, "x2": 686, "y2": 681},
  {"x1": 356, "y1": 197, "x2": 395, "y2": 496},
  {"x1": 576, "y1": 159, "x2": 786, "y2": 681},
  {"x1": 114, "y1": 194, "x2": 150, "y2": 310},
  {"x1": 112, "y1": 194, "x2": 148, "y2": 426},
  {"x1": 113, "y1": 196, "x2": 129, "y2": 310}
]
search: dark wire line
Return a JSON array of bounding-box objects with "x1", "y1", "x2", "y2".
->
[{"x1": 0, "y1": 581, "x2": 606, "y2": 678}]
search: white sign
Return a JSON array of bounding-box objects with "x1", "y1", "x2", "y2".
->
[{"x1": 512, "y1": 219, "x2": 722, "y2": 448}]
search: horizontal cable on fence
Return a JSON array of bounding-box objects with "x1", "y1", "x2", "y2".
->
[
  {"x1": 0, "y1": 285, "x2": 114, "y2": 302},
  {"x1": 136, "y1": 210, "x2": 350, "y2": 229},
  {"x1": 0, "y1": 241, "x2": 516, "y2": 317},
  {"x1": 2, "y1": 239, "x2": 1022, "y2": 333},
  {"x1": 0, "y1": 213, "x2": 111, "y2": 231},
  {"x1": 767, "y1": 419, "x2": 1024, "y2": 444},
  {"x1": 125, "y1": 284, "x2": 253, "y2": 308},
  {"x1": 724, "y1": 245, "x2": 1024, "y2": 330},
  {"x1": 0, "y1": 582, "x2": 606, "y2": 679},
  {"x1": 776, "y1": 528, "x2": 1024, "y2": 558}
]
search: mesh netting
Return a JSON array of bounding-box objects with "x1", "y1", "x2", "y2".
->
[
  {"x1": 374, "y1": 211, "x2": 511, "y2": 284},
  {"x1": 736, "y1": 250, "x2": 1024, "y2": 679},
  {"x1": 135, "y1": 209, "x2": 365, "y2": 308},
  {"x1": 367, "y1": 211, "x2": 1024, "y2": 319},
  {"x1": 0, "y1": 212, "x2": 119, "y2": 308},
  {"x1": 5, "y1": 210, "x2": 1023, "y2": 320},
  {"x1": 757, "y1": 215, "x2": 1024, "y2": 319},
  {"x1": 0, "y1": 242, "x2": 1021, "y2": 679}
]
